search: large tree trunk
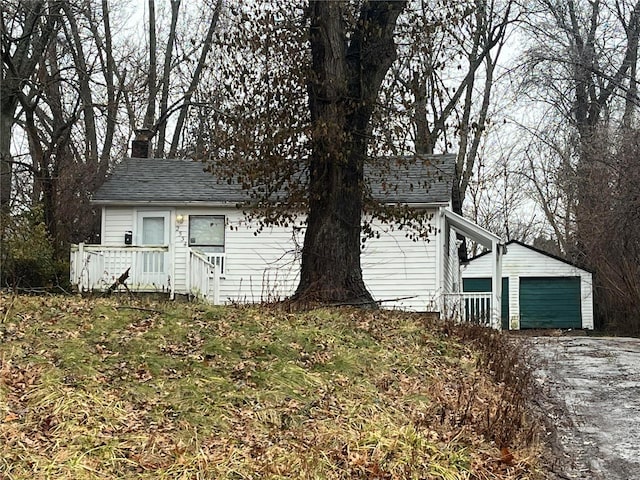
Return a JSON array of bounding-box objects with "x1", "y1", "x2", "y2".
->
[{"x1": 294, "y1": 1, "x2": 405, "y2": 306}]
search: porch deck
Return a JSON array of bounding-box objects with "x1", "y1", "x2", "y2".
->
[{"x1": 70, "y1": 244, "x2": 223, "y2": 303}]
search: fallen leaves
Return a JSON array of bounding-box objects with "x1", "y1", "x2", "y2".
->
[
  {"x1": 0, "y1": 294, "x2": 546, "y2": 479},
  {"x1": 499, "y1": 446, "x2": 516, "y2": 465}
]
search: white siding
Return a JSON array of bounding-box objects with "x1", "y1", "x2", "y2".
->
[
  {"x1": 171, "y1": 207, "x2": 301, "y2": 303},
  {"x1": 509, "y1": 276, "x2": 520, "y2": 328},
  {"x1": 580, "y1": 274, "x2": 594, "y2": 329},
  {"x1": 222, "y1": 212, "x2": 302, "y2": 303},
  {"x1": 461, "y1": 242, "x2": 594, "y2": 329},
  {"x1": 361, "y1": 213, "x2": 440, "y2": 311},
  {"x1": 173, "y1": 210, "x2": 191, "y2": 293},
  {"x1": 102, "y1": 207, "x2": 134, "y2": 245},
  {"x1": 101, "y1": 205, "x2": 445, "y2": 311}
]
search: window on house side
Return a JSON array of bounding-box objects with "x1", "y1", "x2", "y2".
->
[{"x1": 189, "y1": 215, "x2": 225, "y2": 252}]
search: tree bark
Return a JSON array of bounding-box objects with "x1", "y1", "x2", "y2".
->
[
  {"x1": 0, "y1": 104, "x2": 17, "y2": 211},
  {"x1": 98, "y1": 0, "x2": 117, "y2": 174},
  {"x1": 294, "y1": 0, "x2": 405, "y2": 306},
  {"x1": 412, "y1": 73, "x2": 434, "y2": 154},
  {"x1": 143, "y1": 0, "x2": 157, "y2": 133},
  {"x1": 63, "y1": 2, "x2": 98, "y2": 165},
  {"x1": 19, "y1": 39, "x2": 76, "y2": 255},
  {"x1": 168, "y1": 0, "x2": 221, "y2": 157},
  {"x1": 155, "y1": 0, "x2": 181, "y2": 158}
]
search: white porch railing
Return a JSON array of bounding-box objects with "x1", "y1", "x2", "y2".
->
[
  {"x1": 70, "y1": 243, "x2": 171, "y2": 294},
  {"x1": 442, "y1": 292, "x2": 492, "y2": 326},
  {"x1": 204, "y1": 253, "x2": 225, "y2": 276},
  {"x1": 188, "y1": 249, "x2": 221, "y2": 304}
]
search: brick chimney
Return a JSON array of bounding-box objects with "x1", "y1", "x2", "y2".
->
[{"x1": 131, "y1": 128, "x2": 153, "y2": 158}]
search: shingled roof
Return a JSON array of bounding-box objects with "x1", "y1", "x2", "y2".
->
[{"x1": 92, "y1": 154, "x2": 456, "y2": 206}]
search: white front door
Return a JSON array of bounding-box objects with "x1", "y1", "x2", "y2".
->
[
  {"x1": 137, "y1": 211, "x2": 170, "y2": 275},
  {"x1": 141, "y1": 216, "x2": 166, "y2": 245}
]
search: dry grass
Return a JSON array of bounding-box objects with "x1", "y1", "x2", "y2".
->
[{"x1": 0, "y1": 293, "x2": 545, "y2": 479}]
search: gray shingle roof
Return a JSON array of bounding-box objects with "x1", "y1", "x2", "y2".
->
[
  {"x1": 365, "y1": 154, "x2": 455, "y2": 204},
  {"x1": 92, "y1": 154, "x2": 456, "y2": 206},
  {"x1": 92, "y1": 158, "x2": 246, "y2": 204}
]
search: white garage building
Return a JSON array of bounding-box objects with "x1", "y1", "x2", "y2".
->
[{"x1": 461, "y1": 240, "x2": 594, "y2": 330}]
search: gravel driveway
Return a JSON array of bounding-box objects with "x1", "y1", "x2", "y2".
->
[{"x1": 530, "y1": 336, "x2": 640, "y2": 479}]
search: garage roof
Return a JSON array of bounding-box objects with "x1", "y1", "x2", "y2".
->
[{"x1": 466, "y1": 240, "x2": 594, "y2": 273}]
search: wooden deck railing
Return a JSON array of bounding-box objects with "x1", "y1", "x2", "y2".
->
[
  {"x1": 70, "y1": 243, "x2": 171, "y2": 294},
  {"x1": 442, "y1": 292, "x2": 492, "y2": 326},
  {"x1": 70, "y1": 244, "x2": 224, "y2": 303},
  {"x1": 204, "y1": 253, "x2": 225, "y2": 276},
  {"x1": 187, "y1": 249, "x2": 221, "y2": 304}
]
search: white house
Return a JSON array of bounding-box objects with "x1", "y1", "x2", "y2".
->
[
  {"x1": 461, "y1": 240, "x2": 594, "y2": 330},
  {"x1": 70, "y1": 154, "x2": 505, "y2": 327}
]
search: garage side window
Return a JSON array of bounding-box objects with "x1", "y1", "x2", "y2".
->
[{"x1": 189, "y1": 215, "x2": 225, "y2": 253}]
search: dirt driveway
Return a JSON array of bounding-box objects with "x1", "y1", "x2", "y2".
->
[{"x1": 529, "y1": 336, "x2": 640, "y2": 479}]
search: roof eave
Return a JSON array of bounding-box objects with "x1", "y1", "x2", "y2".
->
[
  {"x1": 91, "y1": 199, "x2": 243, "y2": 207},
  {"x1": 442, "y1": 209, "x2": 502, "y2": 248},
  {"x1": 400, "y1": 201, "x2": 450, "y2": 208},
  {"x1": 92, "y1": 199, "x2": 450, "y2": 208}
]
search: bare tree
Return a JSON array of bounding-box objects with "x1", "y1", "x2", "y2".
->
[
  {"x1": 18, "y1": 38, "x2": 79, "y2": 253},
  {"x1": 121, "y1": 0, "x2": 224, "y2": 157},
  {"x1": 0, "y1": 0, "x2": 64, "y2": 213},
  {"x1": 168, "y1": 0, "x2": 221, "y2": 157},
  {"x1": 143, "y1": 0, "x2": 157, "y2": 134},
  {"x1": 519, "y1": 0, "x2": 640, "y2": 331},
  {"x1": 291, "y1": 1, "x2": 406, "y2": 305},
  {"x1": 155, "y1": 0, "x2": 181, "y2": 157},
  {"x1": 370, "y1": 0, "x2": 518, "y2": 261},
  {"x1": 377, "y1": 0, "x2": 518, "y2": 203},
  {"x1": 466, "y1": 141, "x2": 545, "y2": 249}
]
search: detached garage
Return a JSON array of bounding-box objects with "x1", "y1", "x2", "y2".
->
[{"x1": 461, "y1": 240, "x2": 593, "y2": 330}]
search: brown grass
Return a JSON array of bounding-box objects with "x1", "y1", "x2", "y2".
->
[{"x1": 0, "y1": 293, "x2": 545, "y2": 479}]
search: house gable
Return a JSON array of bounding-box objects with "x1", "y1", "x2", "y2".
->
[{"x1": 465, "y1": 240, "x2": 592, "y2": 275}]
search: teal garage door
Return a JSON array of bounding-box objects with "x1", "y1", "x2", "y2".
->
[
  {"x1": 519, "y1": 277, "x2": 581, "y2": 329},
  {"x1": 462, "y1": 277, "x2": 509, "y2": 330}
]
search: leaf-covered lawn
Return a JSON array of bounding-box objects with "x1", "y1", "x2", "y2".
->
[{"x1": 0, "y1": 294, "x2": 544, "y2": 479}]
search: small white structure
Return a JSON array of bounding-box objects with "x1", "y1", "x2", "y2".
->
[
  {"x1": 71, "y1": 154, "x2": 505, "y2": 327},
  {"x1": 461, "y1": 240, "x2": 594, "y2": 330}
]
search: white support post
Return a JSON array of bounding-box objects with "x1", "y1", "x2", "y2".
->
[
  {"x1": 78, "y1": 242, "x2": 86, "y2": 291},
  {"x1": 491, "y1": 242, "x2": 503, "y2": 330},
  {"x1": 186, "y1": 250, "x2": 192, "y2": 297},
  {"x1": 440, "y1": 210, "x2": 504, "y2": 328},
  {"x1": 212, "y1": 262, "x2": 221, "y2": 305}
]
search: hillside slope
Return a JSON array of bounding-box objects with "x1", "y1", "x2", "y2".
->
[{"x1": 0, "y1": 294, "x2": 544, "y2": 479}]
